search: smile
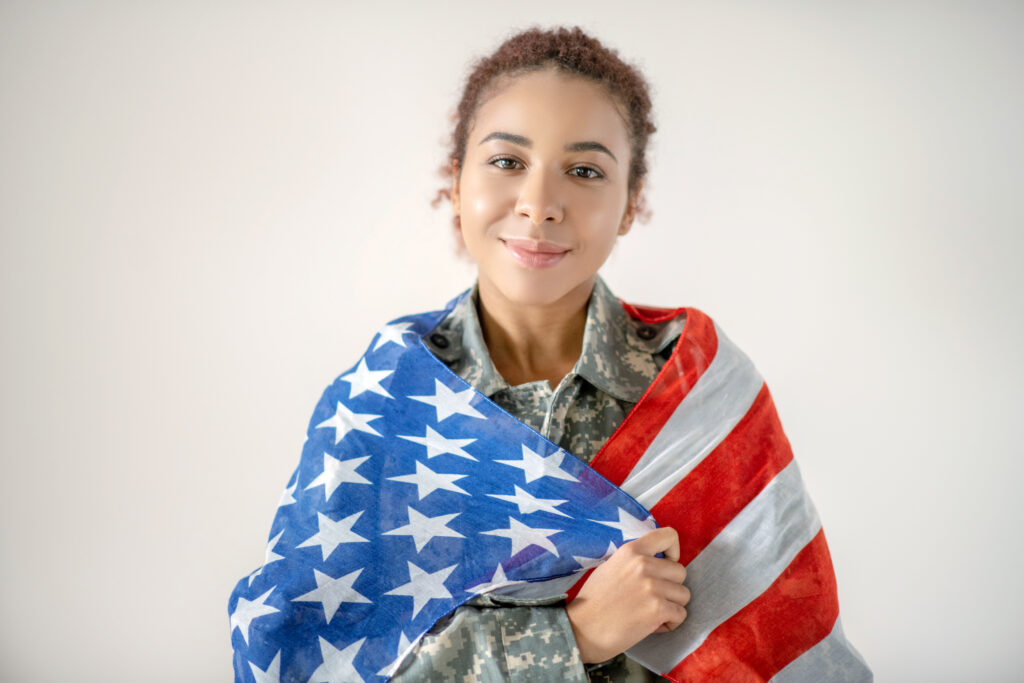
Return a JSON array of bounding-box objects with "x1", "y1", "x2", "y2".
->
[{"x1": 500, "y1": 238, "x2": 571, "y2": 269}]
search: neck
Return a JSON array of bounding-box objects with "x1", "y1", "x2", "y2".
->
[{"x1": 475, "y1": 275, "x2": 594, "y2": 388}]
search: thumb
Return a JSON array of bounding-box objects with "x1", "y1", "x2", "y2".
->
[{"x1": 627, "y1": 526, "x2": 680, "y2": 563}]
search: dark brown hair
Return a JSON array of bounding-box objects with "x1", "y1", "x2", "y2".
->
[{"x1": 432, "y1": 26, "x2": 656, "y2": 229}]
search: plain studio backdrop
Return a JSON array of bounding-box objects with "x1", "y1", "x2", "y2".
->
[{"x1": 1, "y1": 2, "x2": 1021, "y2": 681}]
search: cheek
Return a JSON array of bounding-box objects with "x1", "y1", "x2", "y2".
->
[
  {"x1": 581, "y1": 192, "x2": 624, "y2": 220},
  {"x1": 461, "y1": 174, "x2": 514, "y2": 223},
  {"x1": 573, "y1": 191, "x2": 628, "y2": 241}
]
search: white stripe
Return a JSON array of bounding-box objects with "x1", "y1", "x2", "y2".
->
[
  {"x1": 493, "y1": 571, "x2": 582, "y2": 600},
  {"x1": 620, "y1": 322, "x2": 763, "y2": 509},
  {"x1": 625, "y1": 460, "x2": 822, "y2": 674},
  {"x1": 769, "y1": 617, "x2": 873, "y2": 683}
]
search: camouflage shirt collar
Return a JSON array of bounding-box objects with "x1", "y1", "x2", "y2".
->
[
  {"x1": 434, "y1": 276, "x2": 671, "y2": 403},
  {"x1": 452, "y1": 284, "x2": 509, "y2": 397},
  {"x1": 574, "y1": 275, "x2": 665, "y2": 404}
]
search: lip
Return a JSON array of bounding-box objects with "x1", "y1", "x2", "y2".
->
[{"x1": 500, "y1": 238, "x2": 571, "y2": 269}]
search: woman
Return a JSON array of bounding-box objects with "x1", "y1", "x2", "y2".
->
[{"x1": 228, "y1": 27, "x2": 871, "y2": 682}]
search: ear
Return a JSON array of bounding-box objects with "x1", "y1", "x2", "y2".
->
[
  {"x1": 450, "y1": 159, "x2": 461, "y2": 217},
  {"x1": 618, "y1": 184, "x2": 643, "y2": 236}
]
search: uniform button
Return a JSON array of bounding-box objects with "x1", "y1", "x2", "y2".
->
[
  {"x1": 429, "y1": 333, "x2": 450, "y2": 349},
  {"x1": 636, "y1": 326, "x2": 657, "y2": 340}
]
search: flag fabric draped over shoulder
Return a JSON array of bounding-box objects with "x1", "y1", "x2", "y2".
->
[
  {"x1": 227, "y1": 291, "x2": 872, "y2": 682},
  {"x1": 584, "y1": 303, "x2": 871, "y2": 681}
]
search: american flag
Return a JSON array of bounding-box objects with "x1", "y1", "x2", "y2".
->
[{"x1": 228, "y1": 293, "x2": 871, "y2": 682}]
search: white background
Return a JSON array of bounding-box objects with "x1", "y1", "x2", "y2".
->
[{"x1": 1, "y1": 2, "x2": 1021, "y2": 681}]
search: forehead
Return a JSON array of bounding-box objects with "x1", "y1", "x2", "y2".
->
[{"x1": 469, "y1": 69, "x2": 631, "y2": 149}]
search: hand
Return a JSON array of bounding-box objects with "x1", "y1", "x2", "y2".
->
[{"x1": 565, "y1": 526, "x2": 690, "y2": 663}]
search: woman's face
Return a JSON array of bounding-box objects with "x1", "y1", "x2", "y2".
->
[{"x1": 452, "y1": 68, "x2": 637, "y2": 308}]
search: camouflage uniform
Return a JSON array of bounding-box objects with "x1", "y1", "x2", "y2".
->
[{"x1": 391, "y1": 276, "x2": 686, "y2": 682}]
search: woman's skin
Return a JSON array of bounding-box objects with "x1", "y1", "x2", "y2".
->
[
  {"x1": 452, "y1": 68, "x2": 635, "y2": 388},
  {"x1": 449, "y1": 66, "x2": 691, "y2": 664}
]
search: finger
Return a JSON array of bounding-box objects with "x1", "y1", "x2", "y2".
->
[
  {"x1": 655, "y1": 603, "x2": 688, "y2": 633},
  {"x1": 663, "y1": 605, "x2": 688, "y2": 632},
  {"x1": 654, "y1": 579, "x2": 691, "y2": 607},
  {"x1": 645, "y1": 556, "x2": 688, "y2": 584},
  {"x1": 642, "y1": 576, "x2": 690, "y2": 606},
  {"x1": 629, "y1": 526, "x2": 680, "y2": 561}
]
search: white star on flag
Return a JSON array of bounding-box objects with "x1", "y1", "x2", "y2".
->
[
  {"x1": 398, "y1": 425, "x2": 477, "y2": 460},
  {"x1": 488, "y1": 485, "x2": 570, "y2": 517},
  {"x1": 315, "y1": 401, "x2": 382, "y2": 444},
  {"x1": 496, "y1": 445, "x2": 579, "y2": 484},
  {"x1": 340, "y1": 358, "x2": 394, "y2": 399},
  {"x1": 409, "y1": 379, "x2": 485, "y2": 422},
  {"x1": 305, "y1": 453, "x2": 371, "y2": 501},
  {"x1": 373, "y1": 321, "x2": 414, "y2": 351},
  {"x1": 248, "y1": 529, "x2": 285, "y2": 585},
  {"x1": 383, "y1": 561, "x2": 458, "y2": 618},
  {"x1": 230, "y1": 586, "x2": 279, "y2": 645},
  {"x1": 309, "y1": 636, "x2": 367, "y2": 683},
  {"x1": 468, "y1": 562, "x2": 526, "y2": 596},
  {"x1": 593, "y1": 507, "x2": 656, "y2": 542},
  {"x1": 481, "y1": 517, "x2": 563, "y2": 557},
  {"x1": 489, "y1": 563, "x2": 511, "y2": 586},
  {"x1": 387, "y1": 460, "x2": 469, "y2": 500},
  {"x1": 376, "y1": 631, "x2": 414, "y2": 678},
  {"x1": 277, "y1": 480, "x2": 297, "y2": 508},
  {"x1": 297, "y1": 511, "x2": 370, "y2": 561},
  {"x1": 248, "y1": 651, "x2": 281, "y2": 683},
  {"x1": 293, "y1": 568, "x2": 371, "y2": 623},
  {"x1": 573, "y1": 541, "x2": 620, "y2": 569},
  {"x1": 383, "y1": 507, "x2": 465, "y2": 552}
]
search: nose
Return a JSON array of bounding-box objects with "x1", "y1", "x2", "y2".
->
[{"x1": 514, "y1": 167, "x2": 564, "y2": 225}]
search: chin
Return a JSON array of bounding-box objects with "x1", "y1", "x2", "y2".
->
[{"x1": 487, "y1": 265, "x2": 594, "y2": 309}]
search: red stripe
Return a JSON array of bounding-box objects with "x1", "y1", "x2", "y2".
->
[
  {"x1": 565, "y1": 566, "x2": 593, "y2": 602},
  {"x1": 570, "y1": 386, "x2": 792, "y2": 601},
  {"x1": 650, "y1": 384, "x2": 794, "y2": 565},
  {"x1": 590, "y1": 308, "x2": 718, "y2": 487},
  {"x1": 620, "y1": 301, "x2": 688, "y2": 324},
  {"x1": 665, "y1": 530, "x2": 840, "y2": 683}
]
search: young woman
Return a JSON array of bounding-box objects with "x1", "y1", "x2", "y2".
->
[{"x1": 229, "y1": 27, "x2": 871, "y2": 683}]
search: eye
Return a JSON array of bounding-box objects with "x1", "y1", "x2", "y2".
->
[
  {"x1": 570, "y1": 166, "x2": 603, "y2": 180},
  {"x1": 489, "y1": 156, "x2": 523, "y2": 170}
]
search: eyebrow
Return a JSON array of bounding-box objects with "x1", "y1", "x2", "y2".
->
[{"x1": 479, "y1": 131, "x2": 618, "y2": 163}]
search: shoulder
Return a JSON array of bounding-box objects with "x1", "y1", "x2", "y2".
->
[
  {"x1": 339, "y1": 289, "x2": 472, "y2": 374},
  {"x1": 617, "y1": 300, "x2": 756, "y2": 377},
  {"x1": 616, "y1": 299, "x2": 709, "y2": 359},
  {"x1": 306, "y1": 293, "x2": 470, "y2": 424}
]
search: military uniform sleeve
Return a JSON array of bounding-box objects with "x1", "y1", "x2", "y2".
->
[{"x1": 390, "y1": 594, "x2": 589, "y2": 683}]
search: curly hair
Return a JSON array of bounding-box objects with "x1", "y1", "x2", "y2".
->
[{"x1": 432, "y1": 26, "x2": 656, "y2": 230}]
